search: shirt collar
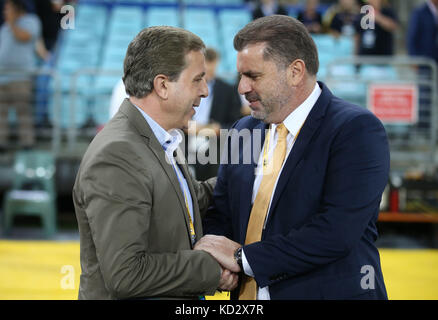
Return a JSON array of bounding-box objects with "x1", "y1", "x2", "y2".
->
[
  {"x1": 272, "y1": 82, "x2": 322, "y2": 137},
  {"x1": 133, "y1": 103, "x2": 181, "y2": 151}
]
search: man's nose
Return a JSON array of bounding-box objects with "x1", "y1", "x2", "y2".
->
[
  {"x1": 200, "y1": 78, "x2": 208, "y2": 98},
  {"x1": 238, "y1": 76, "x2": 251, "y2": 95}
]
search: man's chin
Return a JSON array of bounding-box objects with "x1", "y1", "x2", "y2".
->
[{"x1": 251, "y1": 110, "x2": 268, "y2": 122}]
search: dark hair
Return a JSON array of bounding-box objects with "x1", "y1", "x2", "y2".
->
[
  {"x1": 205, "y1": 47, "x2": 219, "y2": 62},
  {"x1": 123, "y1": 26, "x2": 205, "y2": 98},
  {"x1": 233, "y1": 15, "x2": 319, "y2": 75}
]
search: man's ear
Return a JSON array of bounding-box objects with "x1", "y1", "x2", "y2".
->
[
  {"x1": 153, "y1": 74, "x2": 170, "y2": 99},
  {"x1": 287, "y1": 59, "x2": 306, "y2": 86}
]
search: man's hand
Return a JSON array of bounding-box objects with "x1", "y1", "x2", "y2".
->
[
  {"x1": 194, "y1": 235, "x2": 242, "y2": 273},
  {"x1": 218, "y1": 267, "x2": 239, "y2": 291}
]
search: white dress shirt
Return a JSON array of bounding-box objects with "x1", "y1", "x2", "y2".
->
[{"x1": 241, "y1": 83, "x2": 322, "y2": 300}]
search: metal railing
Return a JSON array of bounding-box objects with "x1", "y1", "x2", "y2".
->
[
  {"x1": 0, "y1": 68, "x2": 63, "y2": 154},
  {"x1": 322, "y1": 56, "x2": 438, "y2": 175}
]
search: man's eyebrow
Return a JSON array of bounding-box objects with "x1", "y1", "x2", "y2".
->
[
  {"x1": 240, "y1": 71, "x2": 262, "y2": 78},
  {"x1": 194, "y1": 72, "x2": 206, "y2": 79}
]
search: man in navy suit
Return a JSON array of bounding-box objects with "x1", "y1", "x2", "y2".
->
[
  {"x1": 194, "y1": 15, "x2": 390, "y2": 300},
  {"x1": 407, "y1": 0, "x2": 438, "y2": 66}
]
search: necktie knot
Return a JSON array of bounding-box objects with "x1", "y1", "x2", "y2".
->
[{"x1": 276, "y1": 123, "x2": 288, "y2": 141}]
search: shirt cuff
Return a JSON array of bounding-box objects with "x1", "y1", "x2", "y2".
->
[{"x1": 241, "y1": 248, "x2": 255, "y2": 277}]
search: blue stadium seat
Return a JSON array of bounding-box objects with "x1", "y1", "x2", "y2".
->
[
  {"x1": 359, "y1": 65, "x2": 398, "y2": 80},
  {"x1": 94, "y1": 74, "x2": 122, "y2": 95},
  {"x1": 215, "y1": 0, "x2": 244, "y2": 4},
  {"x1": 328, "y1": 64, "x2": 357, "y2": 77},
  {"x1": 145, "y1": 7, "x2": 180, "y2": 27},
  {"x1": 48, "y1": 93, "x2": 89, "y2": 129},
  {"x1": 183, "y1": 8, "x2": 219, "y2": 49},
  {"x1": 92, "y1": 95, "x2": 112, "y2": 126},
  {"x1": 140, "y1": 0, "x2": 177, "y2": 3},
  {"x1": 312, "y1": 34, "x2": 336, "y2": 53},
  {"x1": 111, "y1": 5, "x2": 144, "y2": 21},
  {"x1": 218, "y1": 8, "x2": 251, "y2": 31},
  {"x1": 334, "y1": 36, "x2": 354, "y2": 56},
  {"x1": 328, "y1": 81, "x2": 367, "y2": 107},
  {"x1": 182, "y1": 0, "x2": 212, "y2": 4},
  {"x1": 217, "y1": 9, "x2": 251, "y2": 77}
]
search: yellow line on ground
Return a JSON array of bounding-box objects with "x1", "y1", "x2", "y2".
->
[{"x1": 0, "y1": 241, "x2": 437, "y2": 300}]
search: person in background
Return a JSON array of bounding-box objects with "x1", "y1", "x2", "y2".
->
[
  {"x1": 407, "y1": 0, "x2": 438, "y2": 130},
  {"x1": 190, "y1": 47, "x2": 243, "y2": 180},
  {"x1": 407, "y1": 0, "x2": 438, "y2": 66},
  {"x1": 252, "y1": 0, "x2": 288, "y2": 20},
  {"x1": 0, "y1": 0, "x2": 41, "y2": 150},
  {"x1": 34, "y1": 0, "x2": 64, "y2": 52},
  {"x1": 324, "y1": 0, "x2": 359, "y2": 37},
  {"x1": 297, "y1": 0, "x2": 323, "y2": 34},
  {"x1": 354, "y1": 0, "x2": 398, "y2": 56}
]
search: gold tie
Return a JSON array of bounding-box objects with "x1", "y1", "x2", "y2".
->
[{"x1": 239, "y1": 123, "x2": 289, "y2": 300}]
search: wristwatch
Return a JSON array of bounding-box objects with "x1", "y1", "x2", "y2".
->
[{"x1": 234, "y1": 247, "x2": 243, "y2": 272}]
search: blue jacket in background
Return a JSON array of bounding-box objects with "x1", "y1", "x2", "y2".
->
[{"x1": 407, "y1": 2, "x2": 438, "y2": 64}]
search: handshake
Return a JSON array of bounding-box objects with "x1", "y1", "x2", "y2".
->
[{"x1": 194, "y1": 235, "x2": 242, "y2": 291}]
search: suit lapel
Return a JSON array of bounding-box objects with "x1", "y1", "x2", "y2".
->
[
  {"x1": 239, "y1": 121, "x2": 268, "y2": 243},
  {"x1": 174, "y1": 150, "x2": 204, "y2": 239},
  {"x1": 264, "y1": 82, "x2": 331, "y2": 228},
  {"x1": 120, "y1": 100, "x2": 193, "y2": 244}
]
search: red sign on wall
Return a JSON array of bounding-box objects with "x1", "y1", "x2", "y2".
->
[{"x1": 368, "y1": 84, "x2": 418, "y2": 124}]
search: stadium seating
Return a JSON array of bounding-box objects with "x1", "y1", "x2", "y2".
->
[
  {"x1": 144, "y1": 7, "x2": 180, "y2": 27},
  {"x1": 3, "y1": 151, "x2": 57, "y2": 238},
  {"x1": 47, "y1": 1, "x2": 365, "y2": 129},
  {"x1": 217, "y1": 8, "x2": 251, "y2": 78},
  {"x1": 183, "y1": 8, "x2": 219, "y2": 49}
]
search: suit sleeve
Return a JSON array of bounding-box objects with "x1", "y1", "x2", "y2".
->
[
  {"x1": 78, "y1": 142, "x2": 221, "y2": 299},
  {"x1": 243, "y1": 113, "x2": 390, "y2": 288}
]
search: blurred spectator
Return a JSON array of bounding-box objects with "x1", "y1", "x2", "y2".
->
[
  {"x1": 34, "y1": 0, "x2": 63, "y2": 52},
  {"x1": 324, "y1": 0, "x2": 359, "y2": 37},
  {"x1": 252, "y1": 0, "x2": 288, "y2": 20},
  {"x1": 192, "y1": 48, "x2": 242, "y2": 130},
  {"x1": 354, "y1": 0, "x2": 399, "y2": 56},
  {"x1": 297, "y1": 0, "x2": 323, "y2": 34},
  {"x1": 190, "y1": 48, "x2": 242, "y2": 180},
  {"x1": 0, "y1": 0, "x2": 41, "y2": 150},
  {"x1": 407, "y1": 0, "x2": 438, "y2": 131},
  {"x1": 407, "y1": 0, "x2": 438, "y2": 66}
]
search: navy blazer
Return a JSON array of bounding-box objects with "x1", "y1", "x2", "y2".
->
[
  {"x1": 407, "y1": 3, "x2": 438, "y2": 64},
  {"x1": 203, "y1": 82, "x2": 390, "y2": 299}
]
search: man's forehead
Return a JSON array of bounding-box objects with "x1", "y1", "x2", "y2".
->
[
  {"x1": 237, "y1": 42, "x2": 273, "y2": 72},
  {"x1": 240, "y1": 42, "x2": 267, "y2": 56},
  {"x1": 183, "y1": 50, "x2": 206, "y2": 71}
]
